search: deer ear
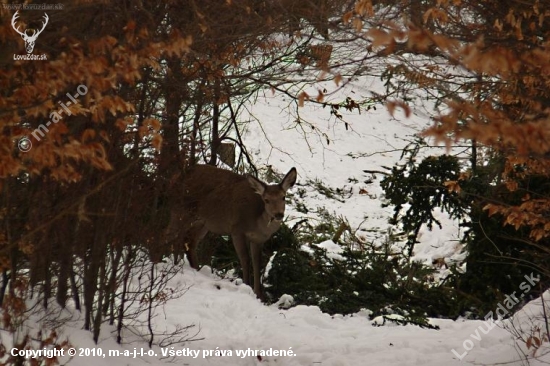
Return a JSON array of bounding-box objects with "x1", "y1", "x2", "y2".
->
[
  {"x1": 280, "y1": 168, "x2": 297, "y2": 191},
  {"x1": 247, "y1": 175, "x2": 266, "y2": 195}
]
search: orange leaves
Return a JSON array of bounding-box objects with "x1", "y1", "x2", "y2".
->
[
  {"x1": 309, "y1": 44, "x2": 333, "y2": 70},
  {"x1": 115, "y1": 117, "x2": 133, "y2": 131},
  {"x1": 489, "y1": 119, "x2": 550, "y2": 157},
  {"x1": 26, "y1": 100, "x2": 54, "y2": 118},
  {"x1": 343, "y1": 0, "x2": 374, "y2": 31},
  {"x1": 85, "y1": 142, "x2": 112, "y2": 171},
  {"x1": 298, "y1": 91, "x2": 310, "y2": 107},
  {"x1": 62, "y1": 139, "x2": 113, "y2": 174},
  {"x1": 343, "y1": 11, "x2": 354, "y2": 25},
  {"x1": 88, "y1": 56, "x2": 109, "y2": 75},
  {"x1": 316, "y1": 90, "x2": 325, "y2": 103},
  {"x1": 461, "y1": 46, "x2": 521, "y2": 77},
  {"x1": 91, "y1": 95, "x2": 135, "y2": 122},
  {"x1": 0, "y1": 139, "x2": 24, "y2": 179},
  {"x1": 423, "y1": 8, "x2": 449, "y2": 25},
  {"x1": 345, "y1": 1, "x2": 550, "y2": 246},
  {"x1": 407, "y1": 27, "x2": 434, "y2": 52},
  {"x1": 81, "y1": 129, "x2": 96, "y2": 143},
  {"x1": 386, "y1": 100, "x2": 411, "y2": 118},
  {"x1": 353, "y1": 17, "x2": 365, "y2": 32},
  {"x1": 342, "y1": 0, "x2": 374, "y2": 32},
  {"x1": 422, "y1": 96, "x2": 550, "y2": 158},
  {"x1": 484, "y1": 198, "x2": 550, "y2": 241},
  {"x1": 138, "y1": 118, "x2": 163, "y2": 152},
  {"x1": 163, "y1": 32, "x2": 193, "y2": 58},
  {"x1": 88, "y1": 36, "x2": 118, "y2": 55},
  {"x1": 434, "y1": 0, "x2": 462, "y2": 5},
  {"x1": 526, "y1": 330, "x2": 549, "y2": 356},
  {"x1": 365, "y1": 28, "x2": 395, "y2": 49},
  {"x1": 443, "y1": 180, "x2": 461, "y2": 194},
  {"x1": 484, "y1": 203, "x2": 501, "y2": 218},
  {"x1": 11, "y1": 84, "x2": 40, "y2": 102},
  {"x1": 354, "y1": 0, "x2": 374, "y2": 17},
  {"x1": 124, "y1": 20, "x2": 137, "y2": 45},
  {"x1": 151, "y1": 134, "x2": 163, "y2": 151}
]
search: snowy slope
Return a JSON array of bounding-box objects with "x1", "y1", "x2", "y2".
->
[
  {"x1": 4, "y1": 69, "x2": 548, "y2": 366},
  {"x1": 36, "y1": 264, "x2": 548, "y2": 366},
  {"x1": 244, "y1": 78, "x2": 464, "y2": 266}
]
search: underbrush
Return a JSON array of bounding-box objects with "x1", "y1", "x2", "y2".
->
[{"x1": 262, "y1": 218, "x2": 457, "y2": 326}]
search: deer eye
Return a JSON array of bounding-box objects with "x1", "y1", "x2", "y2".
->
[{"x1": 265, "y1": 199, "x2": 270, "y2": 204}]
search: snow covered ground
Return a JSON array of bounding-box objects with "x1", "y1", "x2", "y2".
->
[
  {"x1": 4, "y1": 74, "x2": 550, "y2": 366},
  {"x1": 245, "y1": 77, "x2": 465, "y2": 267},
  {"x1": 20, "y1": 264, "x2": 548, "y2": 366}
]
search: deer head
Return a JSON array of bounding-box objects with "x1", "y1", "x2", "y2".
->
[
  {"x1": 12, "y1": 11, "x2": 49, "y2": 54},
  {"x1": 247, "y1": 168, "x2": 297, "y2": 223}
]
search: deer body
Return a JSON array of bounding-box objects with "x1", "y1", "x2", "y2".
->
[{"x1": 167, "y1": 165, "x2": 297, "y2": 297}]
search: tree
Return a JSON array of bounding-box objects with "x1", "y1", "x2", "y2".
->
[
  {"x1": 348, "y1": 0, "x2": 550, "y2": 314},
  {"x1": 0, "y1": 0, "x2": 351, "y2": 352}
]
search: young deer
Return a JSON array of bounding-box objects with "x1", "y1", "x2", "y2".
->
[{"x1": 167, "y1": 165, "x2": 297, "y2": 298}]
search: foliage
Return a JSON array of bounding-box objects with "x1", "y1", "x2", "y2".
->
[
  {"x1": 265, "y1": 215, "x2": 458, "y2": 321},
  {"x1": 202, "y1": 222, "x2": 306, "y2": 289},
  {"x1": 347, "y1": 0, "x2": 550, "y2": 326},
  {"x1": 380, "y1": 138, "x2": 468, "y2": 255},
  {"x1": 0, "y1": 0, "x2": 350, "y2": 345},
  {"x1": 0, "y1": 276, "x2": 72, "y2": 366},
  {"x1": 379, "y1": 140, "x2": 548, "y2": 316},
  {"x1": 456, "y1": 175, "x2": 550, "y2": 316},
  {"x1": 5, "y1": 0, "x2": 550, "y2": 351},
  {"x1": 349, "y1": 0, "x2": 550, "y2": 255}
]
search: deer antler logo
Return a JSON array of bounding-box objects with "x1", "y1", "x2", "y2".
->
[{"x1": 11, "y1": 11, "x2": 49, "y2": 54}]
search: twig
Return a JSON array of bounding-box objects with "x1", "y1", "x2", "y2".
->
[
  {"x1": 541, "y1": 282, "x2": 550, "y2": 343},
  {"x1": 363, "y1": 169, "x2": 390, "y2": 176}
]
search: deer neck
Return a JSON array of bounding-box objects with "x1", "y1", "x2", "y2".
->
[{"x1": 259, "y1": 209, "x2": 281, "y2": 232}]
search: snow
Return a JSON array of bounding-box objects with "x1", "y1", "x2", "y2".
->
[
  {"x1": 26, "y1": 264, "x2": 547, "y2": 366},
  {"x1": 244, "y1": 76, "x2": 464, "y2": 263},
  {"x1": 3, "y1": 59, "x2": 550, "y2": 366}
]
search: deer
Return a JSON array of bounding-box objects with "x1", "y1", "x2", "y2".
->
[
  {"x1": 166, "y1": 165, "x2": 297, "y2": 298},
  {"x1": 11, "y1": 11, "x2": 49, "y2": 54}
]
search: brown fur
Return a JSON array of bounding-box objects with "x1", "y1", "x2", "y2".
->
[{"x1": 167, "y1": 165, "x2": 297, "y2": 297}]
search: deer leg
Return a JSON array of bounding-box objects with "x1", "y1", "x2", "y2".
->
[
  {"x1": 164, "y1": 208, "x2": 190, "y2": 264},
  {"x1": 250, "y1": 241, "x2": 263, "y2": 298},
  {"x1": 186, "y1": 224, "x2": 208, "y2": 269},
  {"x1": 165, "y1": 210, "x2": 184, "y2": 263},
  {"x1": 231, "y1": 233, "x2": 250, "y2": 287}
]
